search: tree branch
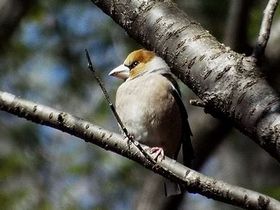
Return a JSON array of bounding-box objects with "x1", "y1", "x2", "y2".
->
[
  {"x1": 0, "y1": 90, "x2": 279, "y2": 209},
  {"x1": 92, "y1": 0, "x2": 280, "y2": 163},
  {"x1": 252, "y1": 0, "x2": 279, "y2": 61},
  {"x1": 135, "y1": 114, "x2": 232, "y2": 210}
]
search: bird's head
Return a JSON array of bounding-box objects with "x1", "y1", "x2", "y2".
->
[{"x1": 109, "y1": 49, "x2": 169, "y2": 80}]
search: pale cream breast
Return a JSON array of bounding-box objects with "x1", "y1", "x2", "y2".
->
[{"x1": 116, "y1": 72, "x2": 182, "y2": 158}]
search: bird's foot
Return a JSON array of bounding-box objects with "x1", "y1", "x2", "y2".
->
[{"x1": 150, "y1": 147, "x2": 164, "y2": 161}]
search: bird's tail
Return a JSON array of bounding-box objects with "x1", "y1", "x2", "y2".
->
[{"x1": 164, "y1": 179, "x2": 183, "y2": 196}]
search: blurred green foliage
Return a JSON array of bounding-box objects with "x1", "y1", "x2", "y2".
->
[{"x1": 0, "y1": 0, "x2": 279, "y2": 209}]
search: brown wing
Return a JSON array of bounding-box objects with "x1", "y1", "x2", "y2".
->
[{"x1": 162, "y1": 73, "x2": 194, "y2": 167}]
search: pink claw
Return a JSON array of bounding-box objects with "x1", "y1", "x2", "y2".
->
[{"x1": 150, "y1": 147, "x2": 164, "y2": 161}]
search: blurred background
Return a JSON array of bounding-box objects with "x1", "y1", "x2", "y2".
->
[{"x1": 0, "y1": 0, "x2": 279, "y2": 209}]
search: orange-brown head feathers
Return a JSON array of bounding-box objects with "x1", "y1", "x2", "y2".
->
[
  {"x1": 109, "y1": 49, "x2": 169, "y2": 80},
  {"x1": 124, "y1": 49, "x2": 155, "y2": 79}
]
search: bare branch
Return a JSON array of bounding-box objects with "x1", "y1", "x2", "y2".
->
[
  {"x1": 85, "y1": 49, "x2": 125, "y2": 133},
  {"x1": 189, "y1": 99, "x2": 206, "y2": 108},
  {"x1": 135, "y1": 114, "x2": 232, "y2": 210},
  {"x1": 92, "y1": 0, "x2": 280, "y2": 163},
  {"x1": 252, "y1": 0, "x2": 279, "y2": 61},
  {"x1": 0, "y1": 90, "x2": 280, "y2": 209},
  {"x1": 85, "y1": 49, "x2": 156, "y2": 163}
]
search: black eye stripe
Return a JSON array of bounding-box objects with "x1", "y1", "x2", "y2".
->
[{"x1": 128, "y1": 61, "x2": 139, "y2": 69}]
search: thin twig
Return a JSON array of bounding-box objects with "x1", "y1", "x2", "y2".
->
[
  {"x1": 252, "y1": 0, "x2": 279, "y2": 61},
  {"x1": 85, "y1": 49, "x2": 129, "y2": 137},
  {"x1": 189, "y1": 99, "x2": 206, "y2": 108},
  {"x1": 1, "y1": 90, "x2": 280, "y2": 209},
  {"x1": 85, "y1": 49, "x2": 156, "y2": 164}
]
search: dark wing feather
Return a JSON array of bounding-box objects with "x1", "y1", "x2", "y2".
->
[{"x1": 162, "y1": 73, "x2": 194, "y2": 167}]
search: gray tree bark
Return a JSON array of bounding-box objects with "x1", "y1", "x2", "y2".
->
[
  {"x1": 92, "y1": 0, "x2": 280, "y2": 162},
  {"x1": 0, "y1": 90, "x2": 280, "y2": 209}
]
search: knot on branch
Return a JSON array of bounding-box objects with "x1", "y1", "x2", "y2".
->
[
  {"x1": 57, "y1": 112, "x2": 67, "y2": 123},
  {"x1": 200, "y1": 92, "x2": 231, "y2": 119},
  {"x1": 257, "y1": 195, "x2": 270, "y2": 210}
]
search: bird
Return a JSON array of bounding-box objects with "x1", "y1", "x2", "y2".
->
[{"x1": 109, "y1": 49, "x2": 194, "y2": 195}]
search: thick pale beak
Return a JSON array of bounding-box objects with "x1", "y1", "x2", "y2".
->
[{"x1": 109, "y1": 64, "x2": 130, "y2": 80}]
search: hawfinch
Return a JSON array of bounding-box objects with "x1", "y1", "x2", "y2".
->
[{"x1": 109, "y1": 49, "x2": 194, "y2": 195}]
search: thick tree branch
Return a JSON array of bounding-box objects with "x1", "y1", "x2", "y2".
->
[
  {"x1": 135, "y1": 115, "x2": 231, "y2": 210},
  {"x1": 92, "y1": 0, "x2": 280, "y2": 163},
  {"x1": 252, "y1": 0, "x2": 279, "y2": 61},
  {"x1": 0, "y1": 90, "x2": 280, "y2": 209}
]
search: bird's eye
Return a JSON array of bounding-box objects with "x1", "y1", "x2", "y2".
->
[{"x1": 129, "y1": 61, "x2": 139, "y2": 69}]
